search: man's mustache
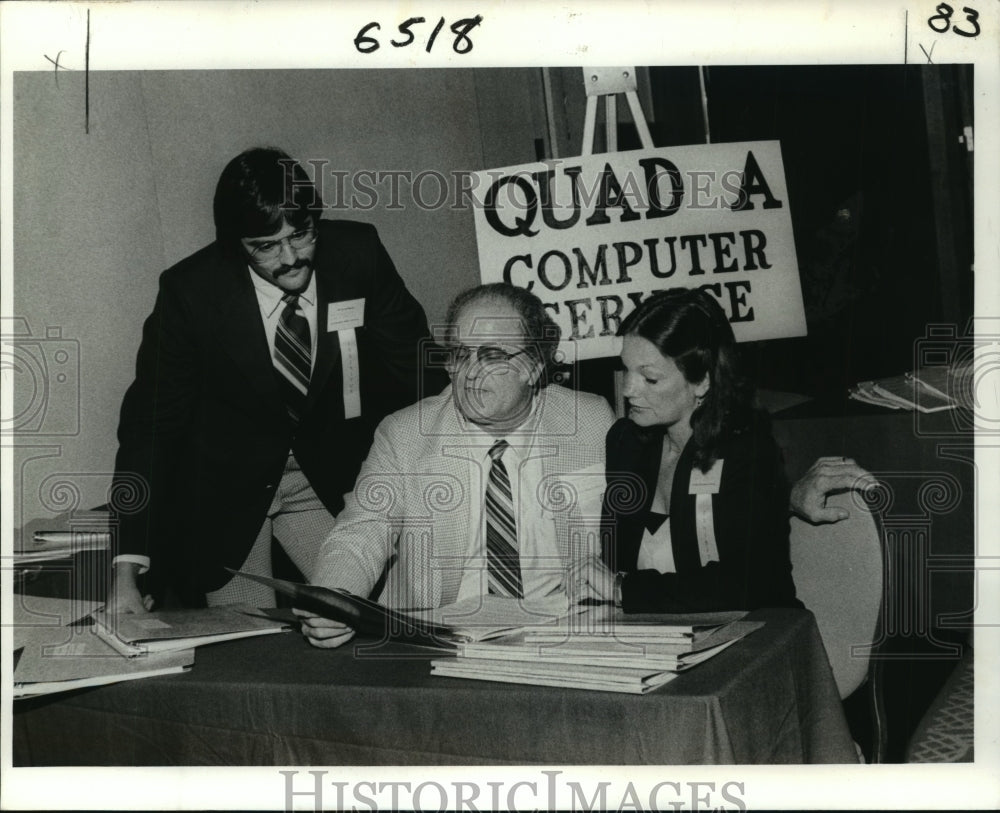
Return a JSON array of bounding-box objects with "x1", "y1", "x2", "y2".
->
[{"x1": 273, "y1": 259, "x2": 311, "y2": 277}]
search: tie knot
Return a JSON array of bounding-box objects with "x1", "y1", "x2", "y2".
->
[
  {"x1": 488, "y1": 440, "x2": 509, "y2": 462},
  {"x1": 282, "y1": 293, "x2": 299, "y2": 307}
]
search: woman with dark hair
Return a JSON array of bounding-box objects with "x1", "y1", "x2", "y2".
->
[{"x1": 573, "y1": 288, "x2": 802, "y2": 613}]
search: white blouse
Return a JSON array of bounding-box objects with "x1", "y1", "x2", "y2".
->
[{"x1": 636, "y1": 514, "x2": 677, "y2": 574}]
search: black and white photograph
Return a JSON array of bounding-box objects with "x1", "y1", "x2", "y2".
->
[{"x1": 2, "y1": 1, "x2": 997, "y2": 810}]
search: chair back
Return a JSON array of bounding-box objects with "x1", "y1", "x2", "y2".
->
[{"x1": 789, "y1": 491, "x2": 884, "y2": 699}]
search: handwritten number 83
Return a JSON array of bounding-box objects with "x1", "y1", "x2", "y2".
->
[
  {"x1": 928, "y1": 4, "x2": 981, "y2": 36},
  {"x1": 355, "y1": 16, "x2": 484, "y2": 54}
]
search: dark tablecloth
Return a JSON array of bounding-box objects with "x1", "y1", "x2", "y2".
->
[{"x1": 13, "y1": 608, "x2": 856, "y2": 765}]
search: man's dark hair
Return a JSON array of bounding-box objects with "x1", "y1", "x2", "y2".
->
[
  {"x1": 213, "y1": 147, "x2": 324, "y2": 246},
  {"x1": 444, "y1": 282, "x2": 562, "y2": 386}
]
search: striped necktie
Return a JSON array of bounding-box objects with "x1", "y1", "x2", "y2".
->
[
  {"x1": 274, "y1": 293, "x2": 311, "y2": 421},
  {"x1": 485, "y1": 440, "x2": 523, "y2": 598}
]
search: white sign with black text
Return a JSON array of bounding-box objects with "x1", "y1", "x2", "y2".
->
[{"x1": 473, "y1": 140, "x2": 806, "y2": 360}]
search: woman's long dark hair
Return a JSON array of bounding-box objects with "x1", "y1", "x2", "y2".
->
[{"x1": 618, "y1": 288, "x2": 754, "y2": 471}]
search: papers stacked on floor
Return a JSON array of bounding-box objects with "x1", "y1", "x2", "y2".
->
[
  {"x1": 13, "y1": 597, "x2": 192, "y2": 699},
  {"x1": 431, "y1": 610, "x2": 762, "y2": 694},
  {"x1": 848, "y1": 364, "x2": 969, "y2": 413},
  {"x1": 91, "y1": 605, "x2": 291, "y2": 657}
]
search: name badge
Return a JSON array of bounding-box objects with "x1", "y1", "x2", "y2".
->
[
  {"x1": 326, "y1": 298, "x2": 365, "y2": 332},
  {"x1": 326, "y1": 298, "x2": 365, "y2": 419},
  {"x1": 695, "y1": 494, "x2": 720, "y2": 566},
  {"x1": 689, "y1": 458, "x2": 724, "y2": 495}
]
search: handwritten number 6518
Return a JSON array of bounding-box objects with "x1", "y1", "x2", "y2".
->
[
  {"x1": 928, "y1": 4, "x2": 981, "y2": 37},
  {"x1": 355, "y1": 15, "x2": 483, "y2": 54}
]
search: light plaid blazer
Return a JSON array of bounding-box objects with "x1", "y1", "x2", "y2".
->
[{"x1": 310, "y1": 384, "x2": 615, "y2": 609}]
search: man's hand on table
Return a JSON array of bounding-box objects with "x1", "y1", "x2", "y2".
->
[
  {"x1": 106, "y1": 562, "x2": 154, "y2": 614},
  {"x1": 790, "y1": 456, "x2": 878, "y2": 524},
  {"x1": 295, "y1": 609, "x2": 357, "y2": 648}
]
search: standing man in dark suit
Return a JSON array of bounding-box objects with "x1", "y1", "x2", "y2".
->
[{"x1": 107, "y1": 147, "x2": 437, "y2": 612}]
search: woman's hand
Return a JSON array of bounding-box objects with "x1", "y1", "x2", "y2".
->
[
  {"x1": 565, "y1": 554, "x2": 616, "y2": 605},
  {"x1": 294, "y1": 609, "x2": 357, "y2": 648}
]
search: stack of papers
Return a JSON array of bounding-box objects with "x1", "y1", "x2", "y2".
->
[
  {"x1": 14, "y1": 510, "x2": 111, "y2": 565},
  {"x1": 14, "y1": 530, "x2": 111, "y2": 565},
  {"x1": 431, "y1": 610, "x2": 760, "y2": 694},
  {"x1": 848, "y1": 364, "x2": 968, "y2": 413},
  {"x1": 13, "y1": 596, "x2": 192, "y2": 699},
  {"x1": 520, "y1": 609, "x2": 747, "y2": 641},
  {"x1": 14, "y1": 627, "x2": 194, "y2": 699},
  {"x1": 408, "y1": 593, "x2": 583, "y2": 644},
  {"x1": 432, "y1": 657, "x2": 678, "y2": 694},
  {"x1": 91, "y1": 605, "x2": 291, "y2": 657},
  {"x1": 13, "y1": 599, "x2": 293, "y2": 698}
]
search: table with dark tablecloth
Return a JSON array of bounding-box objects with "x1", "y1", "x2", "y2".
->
[{"x1": 13, "y1": 607, "x2": 856, "y2": 765}]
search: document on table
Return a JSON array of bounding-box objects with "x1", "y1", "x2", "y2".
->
[
  {"x1": 227, "y1": 570, "x2": 581, "y2": 646},
  {"x1": 12, "y1": 594, "x2": 102, "y2": 628},
  {"x1": 91, "y1": 605, "x2": 291, "y2": 658},
  {"x1": 522, "y1": 609, "x2": 749, "y2": 643},
  {"x1": 457, "y1": 622, "x2": 763, "y2": 669},
  {"x1": 14, "y1": 624, "x2": 193, "y2": 699},
  {"x1": 14, "y1": 531, "x2": 110, "y2": 564},
  {"x1": 409, "y1": 593, "x2": 586, "y2": 643}
]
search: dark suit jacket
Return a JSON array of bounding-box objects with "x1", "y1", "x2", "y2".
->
[
  {"x1": 112, "y1": 220, "x2": 438, "y2": 604},
  {"x1": 601, "y1": 413, "x2": 802, "y2": 613}
]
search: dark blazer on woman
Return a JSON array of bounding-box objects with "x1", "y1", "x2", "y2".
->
[{"x1": 601, "y1": 413, "x2": 802, "y2": 613}]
